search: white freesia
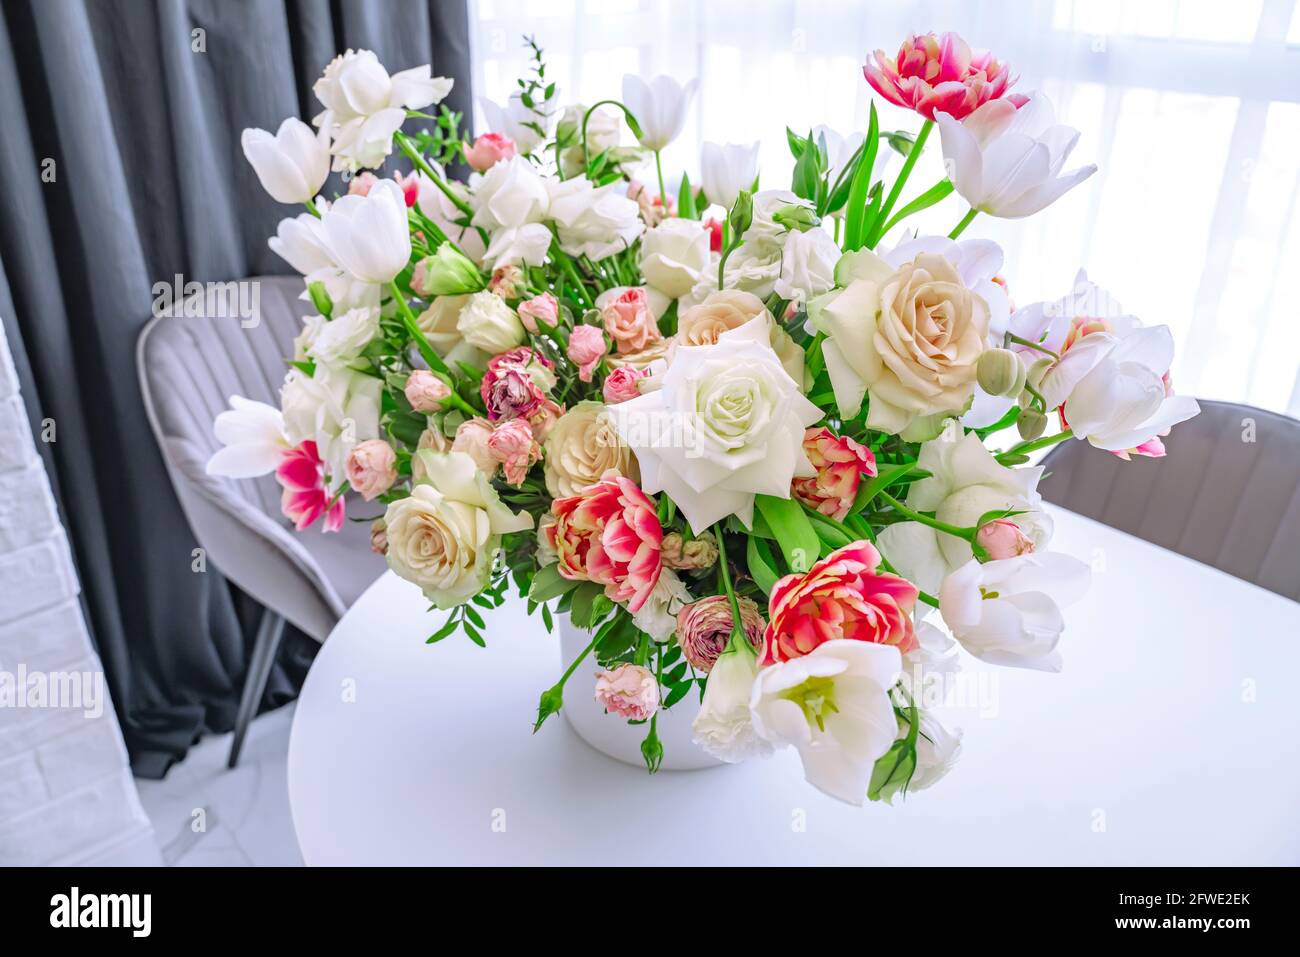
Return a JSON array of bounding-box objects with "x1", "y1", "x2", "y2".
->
[
  {"x1": 939, "y1": 552, "x2": 1090, "y2": 672},
  {"x1": 480, "y1": 90, "x2": 555, "y2": 153},
  {"x1": 206, "y1": 396, "x2": 288, "y2": 478},
  {"x1": 280, "y1": 364, "x2": 381, "y2": 491},
  {"x1": 304, "y1": 306, "x2": 381, "y2": 364},
  {"x1": 548, "y1": 177, "x2": 643, "y2": 260},
  {"x1": 312, "y1": 49, "x2": 451, "y2": 171},
  {"x1": 691, "y1": 639, "x2": 772, "y2": 762},
  {"x1": 318, "y1": 179, "x2": 411, "y2": 284},
  {"x1": 699, "y1": 141, "x2": 759, "y2": 210},
  {"x1": 384, "y1": 450, "x2": 533, "y2": 608},
  {"x1": 631, "y1": 569, "x2": 692, "y2": 642},
  {"x1": 621, "y1": 74, "x2": 697, "y2": 151},
  {"x1": 639, "y1": 218, "x2": 711, "y2": 299},
  {"x1": 455, "y1": 291, "x2": 526, "y2": 354},
  {"x1": 876, "y1": 430, "x2": 1052, "y2": 595},
  {"x1": 774, "y1": 226, "x2": 839, "y2": 304},
  {"x1": 750, "y1": 639, "x2": 902, "y2": 806},
  {"x1": 607, "y1": 315, "x2": 821, "y2": 533},
  {"x1": 936, "y1": 92, "x2": 1096, "y2": 219},
  {"x1": 910, "y1": 711, "x2": 963, "y2": 792},
  {"x1": 240, "y1": 118, "x2": 329, "y2": 205}
]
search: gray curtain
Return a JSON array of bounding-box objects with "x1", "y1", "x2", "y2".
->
[{"x1": 0, "y1": 0, "x2": 473, "y2": 777}]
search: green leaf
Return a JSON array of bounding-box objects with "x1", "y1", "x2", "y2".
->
[
  {"x1": 754, "y1": 494, "x2": 820, "y2": 575},
  {"x1": 677, "y1": 171, "x2": 699, "y2": 220},
  {"x1": 867, "y1": 739, "x2": 916, "y2": 803},
  {"x1": 462, "y1": 622, "x2": 486, "y2": 647},
  {"x1": 426, "y1": 618, "x2": 459, "y2": 644},
  {"x1": 529, "y1": 563, "x2": 580, "y2": 603},
  {"x1": 288, "y1": 359, "x2": 316, "y2": 378},
  {"x1": 746, "y1": 535, "x2": 782, "y2": 595},
  {"x1": 663, "y1": 683, "x2": 692, "y2": 709},
  {"x1": 851, "y1": 461, "x2": 928, "y2": 515},
  {"x1": 876, "y1": 178, "x2": 954, "y2": 237},
  {"x1": 843, "y1": 103, "x2": 879, "y2": 250},
  {"x1": 786, "y1": 126, "x2": 807, "y2": 160},
  {"x1": 791, "y1": 128, "x2": 820, "y2": 203},
  {"x1": 568, "y1": 581, "x2": 605, "y2": 629},
  {"x1": 464, "y1": 605, "x2": 485, "y2": 628}
]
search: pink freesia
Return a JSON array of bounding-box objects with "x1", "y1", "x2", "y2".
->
[
  {"x1": 345, "y1": 439, "x2": 398, "y2": 501},
  {"x1": 567, "y1": 324, "x2": 608, "y2": 382},
  {"x1": 594, "y1": 664, "x2": 658, "y2": 721},
  {"x1": 863, "y1": 32, "x2": 1023, "y2": 121},
  {"x1": 486, "y1": 418, "x2": 542, "y2": 486},
  {"x1": 762, "y1": 541, "x2": 918, "y2": 666},
  {"x1": 546, "y1": 471, "x2": 664, "y2": 613},
  {"x1": 602, "y1": 366, "x2": 648, "y2": 404},
  {"x1": 599, "y1": 287, "x2": 661, "y2": 355},
  {"x1": 277, "y1": 440, "x2": 344, "y2": 532},
  {"x1": 465, "y1": 132, "x2": 517, "y2": 172},
  {"x1": 791, "y1": 427, "x2": 878, "y2": 520},
  {"x1": 975, "y1": 518, "x2": 1036, "y2": 559},
  {"x1": 517, "y1": 291, "x2": 558, "y2": 334}
]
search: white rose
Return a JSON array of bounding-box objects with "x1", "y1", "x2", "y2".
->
[
  {"x1": 241, "y1": 118, "x2": 329, "y2": 205},
  {"x1": 280, "y1": 363, "x2": 381, "y2": 491},
  {"x1": 548, "y1": 177, "x2": 644, "y2": 260},
  {"x1": 774, "y1": 226, "x2": 839, "y2": 304},
  {"x1": 606, "y1": 315, "x2": 821, "y2": 533},
  {"x1": 305, "y1": 306, "x2": 381, "y2": 364},
  {"x1": 455, "y1": 291, "x2": 526, "y2": 354},
  {"x1": 384, "y1": 450, "x2": 532, "y2": 608},
  {"x1": 542, "y1": 401, "x2": 639, "y2": 498},
  {"x1": 691, "y1": 637, "x2": 772, "y2": 762},
  {"x1": 722, "y1": 238, "x2": 784, "y2": 299},
  {"x1": 471, "y1": 155, "x2": 549, "y2": 230},
  {"x1": 639, "y1": 218, "x2": 711, "y2": 299}
]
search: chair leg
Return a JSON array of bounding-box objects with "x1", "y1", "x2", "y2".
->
[{"x1": 228, "y1": 608, "x2": 286, "y2": 769}]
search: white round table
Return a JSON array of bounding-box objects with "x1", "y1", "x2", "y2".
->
[{"x1": 287, "y1": 507, "x2": 1300, "y2": 865}]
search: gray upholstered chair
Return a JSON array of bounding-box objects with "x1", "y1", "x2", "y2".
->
[
  {"x1": 1039, "y1": 400, "x2": 1300, "y2": 601},
  {"x1": 137, "y1": 275, "x2": 387, "y2": 767}
]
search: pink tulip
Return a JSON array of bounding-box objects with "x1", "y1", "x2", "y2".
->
[
  {"x1": 864, "y1": 32, "x2": 1024, "y2": 121},
  {"x1": 277, "y1": 440, "x2": 345, "y2": 532},
  {"x1": 791, "y1": 427, "x2": 877, "y2": 521}
]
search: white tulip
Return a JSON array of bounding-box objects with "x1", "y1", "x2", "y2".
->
[
  {"x1": 206, "y1": 396, "x2": 288, "y2": 478},
  {"x1": 480, "y1": 90, "x2": 555, "y2": 153},
  {"x1": 312, "y1": 49, "x2": 452, "y2": 171},
  {"x1": 319, "y1": 179, "x2": 411, "y2": 284},
  {"x1": 749, "y1": 639, "x2": 902, "y2": 806},
  {"x1": 268, "y1": 212, "x2": 335, "y2": 277},
  {"x1": 936, "y1": 92, "x2": 1096, "y2": 219},
  {"x1": 547, "y1": 177, "x2": 643, "y2": 261},
  {"x1": 699, "y1": 141, "x2": 759, "y2": 210},
  {"x1": 280, "y1": 364, "x2": 381, "y2": 491},
  {"x1": 621, "y1": 74, "x2": 697, "y2": 151},
  {"x1": 691, "y1": 636, "x2": 772, "y2": 763},
  {"x1": 241, "y1": 118, "x2": 329, "y2": 205},
  {"x1": 639, "y1": 218, "x2": 711, "y2": 299},
  {"x1": 939, "y1": 552, "x2": 1090, "y2": 672}
]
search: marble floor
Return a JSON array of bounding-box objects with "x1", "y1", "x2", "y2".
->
[{"x1": 134, "y1": 703, "x2": 304, "y2": 866}]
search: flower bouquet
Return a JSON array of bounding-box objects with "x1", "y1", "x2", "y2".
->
[{"x1": 211, "y1": 33, "x2": 1199, "y2": 804}]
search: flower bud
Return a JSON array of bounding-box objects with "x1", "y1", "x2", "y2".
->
[
  {"x1": 307, "y1": 280, "x2": 333, "y2": 318},
  {"x1": 976, "y1": 348, "x2": 1026, "y2": 397},
  {"x1": 773, "y1": 204, "x2": 820, "y2": 233},
  {"x1": 1017, "y1": 408, "x2": 1047, "y2": 441},
  {"x1": 727, "y1": 189, "x2": 754, "y2": 243},
  {"x1": 1025, "y1": 355, "x2": 1053, "y2": 392},
  {"x1": 415, "y1": 244, "x2": 486, "y2": 297}
]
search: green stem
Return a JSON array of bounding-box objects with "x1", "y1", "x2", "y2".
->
[
  {"x1": 304, "y1": 198, "x2": 321, "y2": 218},
  {"x1": 1007, "y1": 333, "x2": 1060, "y2": 361},
  {"x1": 876, "y1": 488, "x2": 973, "y2": 542},
  {"x1": 387, "y1": 282, "x2": 476, "y2": 416},
  {"x1": 655, "y1": 150, "x2": 667, "y2": 207},
  {"x1": 869, "y1": 119, "x2": 932, "y2": 247},
  {"x1": 580, "y1": 99, "x2": 641, "y2": 172},
  {"x1": 998, "y1": 428, "x2": 1073, "y2": 462},
  {"x1": 948, "y1": 206, "x2": 978, "y2": 239},
  {"x1": 712, "y1": 522, "x2": 749, "y2": 647},
  {"x1": 394, "y1": 131, "x2": 473, "y2": 219}
]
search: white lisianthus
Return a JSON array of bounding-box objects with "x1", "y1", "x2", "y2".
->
[
  {"x1": 910, "y1": 711, "x2": 963, "y2": 792},
  {"x1": 312, "y1": 50, "x2": 451, "y2": 171},
  {"x1": 455, "y1": 291, "x2": 526, "y2": 354},
  {"x1": 876, "y1": 430, "x2": 1052, "y2": 595},
  {"x1": 240, "y1": 118, "x2": 329, "y2": 205},
  {"x1": 691, "y1": 637, "x2": 772, "y2": 762},
  {"x1": 606, "y1": 315, "x2": 822, "y2": 533},
  {"x1": 621, "y1": 74, "x2": 697, "y2": 151},
  {"x1": 305, "y1": 306, "x2": 381, "y2": 365},
  {"x1": 470, "y1": 156, "x2": 552, "y2": 269},
  {"x1": 774, "y1": 226, "x2": 839, "y2": 304},
  {"x1": 939, "y1": 552, "x2": 1090, "y2": 672},
  {"x1": 206, "y1": 396, "x2": 289, "y2": 478},
  {"x1": 639, "y1": 218, "x2": 711, "y2": 299},
  {"x1": 319, "y1": 179, "x2": 411, "y2": 284},
  {"x1": 480, "y1": 90, "x2": 556, "y2": 153},
  {"x1": 631, "y1": 569, "x2": 693, "y2": 643},
  {"x1": 548, "y1": 177, "x2": 644, "y2": 260},
  {"x1": 750, "y1": 639, "x2": 902, "y2": 806},
  {"x1": 384, "y1": 450, "x2": 533, "y2": 608},
  {"x1": 936, "y1": 93, "x2": 1096, "y2": 219},
  {"x1": 280, "y1": 363, "x2": 381, "y2": 492},
  {"x1": 699, "y1": 141, "x2": 759, "y2": 210}
]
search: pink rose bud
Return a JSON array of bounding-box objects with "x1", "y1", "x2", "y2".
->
[
  {"x1": 516, "y1": 292, "x2": 558, "y2": 334},
  {"x1": 485, "y1": 418, "x2": 541, "y2": 486},
  {"x1": 465, "y1": 132, "x2": 517, "y2": 172},
  {"x1": 976, "y1": 519, "x2": 1036, "y2": 560},
  {"x1": 404, "y1": 370, "x2": 451, "y2": 412},
  {"x1": 452, "y1": 418, "x2": 498, "y2": 477},
  {"x1": 593, "y1": 664, "x2": 659, "y2": 721},
  {"x1": 347, "y1": 171, "x2": 378, "y2": 196},
  {"x1": 602, "y1": 366, "x2": 648, "y2": 404},
  {"x1": 566, "y1": 324, "x2": 608, "y2": 383},
  {"x1": 344, "y1": 439, "x2": 398, "y2": 501},
  {"x1": 600, "y1": 287, "x2": 661, "y2": 354}
]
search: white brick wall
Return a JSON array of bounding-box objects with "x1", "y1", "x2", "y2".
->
[{"x1": 0, "y1": 322, "x2": 159, "y2": 866}]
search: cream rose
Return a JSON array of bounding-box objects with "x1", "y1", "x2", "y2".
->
[
  {"x1": 817, "y1": 250, "x2": 990, "y2": 436},
  {"x1": 383, "y1": 450, "x2": 532, "y2": 608},
  {"x1": 639, "y1": 218, "x2": 711, "y2": 299},
  {"x1": 417, "y1": 295, "x2": 487, "y2": 368},
  {"x1": 455, "y1": 290, "x2": 526, "y2": 355},
  {"x1": 542, "y1": 400, "x2": 639, "y2": 498}
]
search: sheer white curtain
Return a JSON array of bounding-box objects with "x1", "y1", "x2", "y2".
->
[{"x1": 470, "y1": 0, "x2": 1300, "y2": 415}]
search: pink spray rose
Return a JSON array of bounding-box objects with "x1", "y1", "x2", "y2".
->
[
  {"x1": 480, "y1": 346, "x2": 555, "y2": 421},
  {"x1": 567, "y1": 324, "x2": 608, "y2": 382},
  {"x1": 864, "y1": 32, "x2": 1024, "y2": 121},
  {"x1": 528, "y1": 397, "x2": 565, "y2": 443},
  {"x1": 277, "y1": 440, "x2": 345, "y2": 532},
  {"x1": 791, "y1": 427, "x2": 878, "y2": 520},
  {"x1": 762, "y1": 541, "x2": 919, "y2": 666},
  {"x1": 452, "y1": 418, "x2": 498, "y2": 477},
  {"x1": 594, "y1": 664, "x2": 659, "y2": 721},
  {"x1": 404, "y1": 370, "x2": 451, "y2": 412},
  {"x1": 345, "y1": 439, "x2": 398, "y2": 501},
  {"x1": 486, "y1": 418, "x2": 542, "y2": 486},
  {"x1": 975, "y1": 519, "x2": 1036, "y2": 560},
  {"x1": 676, "y1": 595, "x2": 766, "y2": 673},
  {"x1": 465, "y1": 132, "x2": 517, "y2": 172},
  {"x1": 602, "y1": 366, "x2": 648, "y2": 404},
  {"x1": 517, "y1": 291, "x2": 558, "y2": 334},
  {"x1": 598, "y1": 287, "x2": 661, "y2": 355},
  {"x1": 546, "y1": 471, "x2": 663, "y2": 613}
]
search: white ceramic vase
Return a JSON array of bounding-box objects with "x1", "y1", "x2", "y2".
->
[{"x1": 558, "y1": 615, "x2": 724, "y2": 771}]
